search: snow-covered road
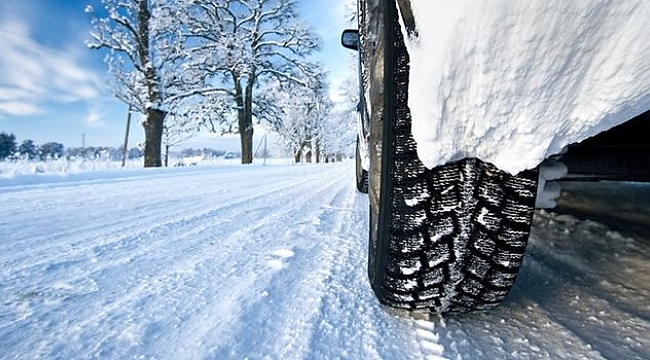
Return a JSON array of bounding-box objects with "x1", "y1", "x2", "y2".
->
[{"x1": 1, "y1": 162, "x2": 648, "y2": 359}]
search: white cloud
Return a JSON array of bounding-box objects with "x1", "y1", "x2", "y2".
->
[
  {"x1": 85, "y1": 107, "x2": 106, "y2": 128},
  {"x1": 0, "y1": 16, "x2": 103, "y2": 118},
  {"x1": 0, "y1": 86, "x2": 33, "y2": 101},
  {"x1": 0, "y1": 100, "x2": 45, "y2": 116}
]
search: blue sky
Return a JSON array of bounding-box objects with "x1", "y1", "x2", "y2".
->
[{"x1": 0, "y1": 0, "x2": 354, "y2": 149}]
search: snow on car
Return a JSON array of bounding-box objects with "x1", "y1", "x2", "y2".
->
[{"x1": 403, "y1": 0, "x2": 650, "y2": 174}]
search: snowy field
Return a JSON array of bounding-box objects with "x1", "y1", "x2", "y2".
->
[
  {"x1": 1, "y1": 161, "x2": 649, "y2": 359},
  {"x1": 0, "y1": 157, "x2": 292, "y2": 178}
]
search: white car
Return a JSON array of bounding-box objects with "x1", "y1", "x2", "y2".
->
[{"x1": 342, "y1": 0, "x2": 650, "y2": 313}]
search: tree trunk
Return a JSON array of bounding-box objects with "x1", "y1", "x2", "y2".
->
[
  {"x1": 239, "y1": 127, "x2": 253, "y2": 164},
  {"x1": 315, "y1": 138, "x2": 321, "y2": 163},
  {"x1": 137, "y1": 1, "x2": 165, "y2": 168},
  {"x1": 236, "y1": 106, "x2": 254, "y2": 164},
  {"x1": 143, "y1": 108, "x2": 165, "y2": 167},
  {"x1": 305, "y1": 138, "x2": 312, "y2": 163},
  {"x1": 164, "y1": 144, "x2": 170, "y2": 167},
  {"x1": 294, "y1": 147, "x2": 302, "y2": 163},
  {"x1": 235, "y1": 73, "x2": 254, "y2": 164},
  {"x1": 243, "y1": 75, "x2": 256, "y2": 164}
]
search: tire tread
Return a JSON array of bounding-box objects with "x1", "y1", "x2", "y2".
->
[{"x1": 369, "y1": 0, "x2": 538, "y2": 313}]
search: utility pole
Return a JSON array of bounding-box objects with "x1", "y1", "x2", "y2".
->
[
  {"x1": 122, "y1": 105, "x2": 132, "y2": 167},
  {"x1": 263, "y1": 133, "x2": 267, "y2": 166}
]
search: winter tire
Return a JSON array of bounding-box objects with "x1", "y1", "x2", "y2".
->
[
  {"x1": 356, "y1": 136, "x2": 369, "y2": 193},
  {"x1": 363, "y1": 0, "x2": 539, "y2": 313}
]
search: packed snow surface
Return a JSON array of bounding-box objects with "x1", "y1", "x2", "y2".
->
[
  {"x1": 1, "y1": 162, "x2": 649, "y2": 359},
  {"x1": 403, "y1": 0, "x2": 650, "y2": 174}
]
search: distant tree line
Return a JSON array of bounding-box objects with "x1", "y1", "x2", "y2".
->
[
  {"x1": 66, "y1": 146, "x2": 144, "y2": 161},
  {"x1": 0, "y1": 132, "x2": 143, "y2": 161},
  {"x1": 0, "y1": 131, "x2": 244, "y2": 163},
  {"x1": 177, "y1": 148, "x2": 239, "y2": 159},
  {"x1": 0, "y1": 132, "x2": 65, "y2": 160}
]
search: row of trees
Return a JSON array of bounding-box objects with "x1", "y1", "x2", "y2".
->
[
  {"x1": 0, "y1": 132, "x2": 141, "y2": 161},
  {"x1": 0, "y1": 133, "x2": 66, "y2": 161},
  {"x1": 87, "y1": 0, "x2": 337, "y2": 167},
  {"x1": 265, "y1": 79, "x2": 357, "y2": 163},
  {"x1": 0, "y1": 132, "x2": 242, "y2": 162}
]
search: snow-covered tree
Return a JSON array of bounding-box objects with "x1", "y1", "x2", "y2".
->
[
  {"x1": 317, "y1": 56, "x2": 360, "y2": 161},
  {"x1": 18, "y1": 140, "x2": 38, "y2": 160},
  {"x1": 0, "y1": 132, "x2": 17, "y2": 160},
  {"x1": 178, "y1": 0, "x2": 322, "y2": 164},
  {"x1": 87, "y1": 0, "x2": 184, "y2": 167},
  {"x1": 161, "y1": 105, "x2": 200, "y2": 167},
  {"x1": 265, "y1": 78, "x2": 332, "y2": 163},
  {"x1": 39, "y1": 142, "x2": 65, "y2": 160},
  {"x1": 320, "y1": 106, "x2": 356, "y2": 161}
]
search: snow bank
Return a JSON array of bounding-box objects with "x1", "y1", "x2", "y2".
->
[
  {"x1": 0, "y1": 157, "x2": 294, "y2": 180},
  {"x1": 402, "y1": 0, "x2": 650, "y2": 174},
  {"x1": 0, "y1": 158, "x2": 144, "y2": 178}
]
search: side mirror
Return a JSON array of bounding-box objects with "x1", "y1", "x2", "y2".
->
[{"x1": 341, "y1": 29, "x2": 359, "y2": 51}]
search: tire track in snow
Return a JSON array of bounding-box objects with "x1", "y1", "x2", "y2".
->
[
  {"x1": 513, "y1": 248, "x2": 650, "y2": 359},
  {"x1": 0, "y1": 174, "x2": 312, "y2": 295},
  {"x1": 0, "y1": 173, "x2": 305, "y2": 268},
  {"x1": 298, "y1": 193, "x2": 435, "y2": 360},
  {"x1": 509, "y1": 210, "x2": 650, "y2": 360},
  {"x1": 0, "y1": 165, "x2": 351, "y2": 358},
  {"x1": 304, "y1": 198, "x2": 409, "y2": 360},
  {"x1": 203, "y1": 185, "x2": 418, "y2": 359},
  {"x1": 0, "y1": 175, "x2": 305, "y2": 330},
  {"x1": 73, "y1": 167, "x2": 352, "y2": 358},
  {"x1": 165, "y1": 180, "x2": 354, "y2": 358},
  {"x1": 203, "y1": 186, "x2": 354, "y2": 358},
  {"x1": 189, "y1": 174, "x2": 448, "y2": 360},
  {"x1": 411, "y1": 316, "x2": 447, "y2": 360}
]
